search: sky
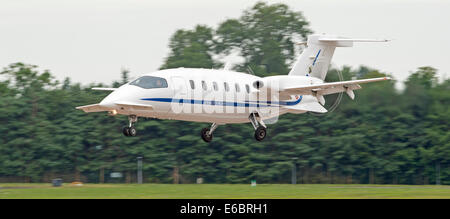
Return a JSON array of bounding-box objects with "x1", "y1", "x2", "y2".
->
[{"x1": 1, "y1": 0, "x2": 449, "y2": 89}]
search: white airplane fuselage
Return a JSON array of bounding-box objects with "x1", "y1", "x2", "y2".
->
[
  {"x1": 99, "y1": 68, "x2": 318, "y2": 124},
  {"x1": 77, "y1": 34, "x2": 390, "y2": 141}
]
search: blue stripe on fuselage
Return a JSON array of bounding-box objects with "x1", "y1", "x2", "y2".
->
[{"x1": 140, "y1": 96, "x2": 302, "y2": 108}]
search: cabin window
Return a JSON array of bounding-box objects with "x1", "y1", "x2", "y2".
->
[
  {"x1": 235, "y1": 83, "x2": 240, "y2": 92},
  {"x1": 253, "y1": 80, "x2": 264, "y2": 89},
  {"x1": 213, "y1": 82, "x2": 218, "y2": 91},
  {"x1": 189, "y1": 80, "x2": 195, "y2": 89},
  {"x1": 224, "y1": 82, "x2": 230, "y2": 92},
  {"x1": 129, "y1": 76, "x2": 168, "y2": 89},
  {"x1": 245, "y1": 84, "x2": 250, "y2": 93},
  {"x1": 202, "y1": 81, "x2": 208, "y2": 90}
]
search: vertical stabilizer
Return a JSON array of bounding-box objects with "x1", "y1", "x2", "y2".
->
[{"x1": 289, "y1": 34, "x2": 388, "y2": 80}]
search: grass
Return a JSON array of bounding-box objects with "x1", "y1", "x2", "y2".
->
[{"x1": 1, "y1": 183, "x2": 450, "y2": 199}]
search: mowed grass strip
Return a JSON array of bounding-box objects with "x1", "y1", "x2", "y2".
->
[{"x1": 1, "y1": 184, "x2": 450, "y2": 199}]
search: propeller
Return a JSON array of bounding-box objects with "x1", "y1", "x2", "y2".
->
[{"x1": 308, "y1": 68, "x2": 344, "y2": 116}]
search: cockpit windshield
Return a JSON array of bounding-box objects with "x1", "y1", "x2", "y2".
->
[{"x1": 129, "y1": 76, "x2": 168, "y2": 89}]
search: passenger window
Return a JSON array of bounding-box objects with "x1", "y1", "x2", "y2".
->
[
  {"x1": 245, "y1": 84, "x2": 250, "y2": 93},
  {"x1": 235, "y1": 83, "x2": 240, "y2": 92},
  {"x1": 213, "y1": 82, "x2": 218, "y2": 91},
  {"x1": 189, "y1": 80, "x2": 195, "y2": 89},
  {"x1": 224, "y1": 82, "x2": 229, "y2": 92},
  {"x1": 130, "y1": 76, "x2": 168, "y2": 89},
  {"x1": 202, "y1": 81, "x2": 208, "y2": 90}
]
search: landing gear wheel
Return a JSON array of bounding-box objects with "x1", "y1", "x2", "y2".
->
[
  {"x1": 128, "y1": 126, "x2": 137, "y2": 137},
  {"x1": 201, "y1": 128, "x2": 213, "y2": 143},
  {"x1": 254, "y1": 126, "x2": 267, "y2": 141},
  {"x1": 123, "y1": 126, "x2": 137, "y2": 137},
  {"x1": 123, "y1": 126, "x2": 130, "y2": 137}
]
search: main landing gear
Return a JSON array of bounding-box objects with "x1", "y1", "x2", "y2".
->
[
  {"x1": 249, "y1": 112, "x2": 267, "y2": 141},
  {"x1": 123, "y1": 115, "x2": 138, "y2": 137},
  {"x1": 200, "y1": 113, "x2": 267, "y2": 143}
]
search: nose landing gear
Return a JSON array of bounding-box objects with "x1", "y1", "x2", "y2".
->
[
  {"x1": 123, "y1": 115, "x2": 138, "y2": 137},
  {"x1": 201, "y1": 123, "x2": 219, "y2": 143}
]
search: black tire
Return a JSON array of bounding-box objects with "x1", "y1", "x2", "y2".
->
[
  {"x1": 128, "y1": 126, "x2": 137, "y2": 137},
  {"x1": 123, "y1": 126, "x2": 130, "y2": 137},
  {"x1": 254, "y1": 126, "x2": 267, "y2": 141},
  {"x1": 201, "y1": 128, "x2": 213, "y2": 143}
]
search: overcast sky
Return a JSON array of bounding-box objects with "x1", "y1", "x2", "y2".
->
[{"x1": 1, "y1": 0, "x2": 449, "y2": 88}]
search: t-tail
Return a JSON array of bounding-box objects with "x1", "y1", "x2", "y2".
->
[{"x1": 289, "y1": 34, "x2": 389, "y2": 80}]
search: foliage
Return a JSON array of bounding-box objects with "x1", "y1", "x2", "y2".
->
[
  {"x1": 0, "y1": 61, "x2": 447, "y2": 184},
  {"x1": 0, "y1": 2, "x2": 448, "y2": 185},
  {"x1": 160, "y1": 25, "x2": 220, "y2": 70},
  {"x1": 215, "y1": 2, "x2": 312, "y2": 76}
]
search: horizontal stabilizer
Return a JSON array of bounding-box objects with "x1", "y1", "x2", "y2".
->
[
  {"x1": 317, "y1": 37, "x2": 389, "y2": 47},
  {"x1": 318, "y1": 38, "x2": 389, "y2": 43}
]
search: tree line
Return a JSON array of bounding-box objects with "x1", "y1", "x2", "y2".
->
[{"x1": 0, "y1": 2, "x2": 448, "y2": 184}]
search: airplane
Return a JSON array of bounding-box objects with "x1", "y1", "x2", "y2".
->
[{"x1": 76, "y1": 34, "x2": 391, "y2": 143}]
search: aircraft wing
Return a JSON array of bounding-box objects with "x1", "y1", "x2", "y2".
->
[
  {"x1": 280, "y1": 77, "x2": 391, "y2": 102},
  {"x1": 76, "y1": 104, "x2": 110, "y2": 113}
]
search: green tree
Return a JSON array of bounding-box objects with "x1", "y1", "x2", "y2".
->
[
  {"x1": 216, "y1": 2, "x2": 312, "y2": 76},
  {"x1": 0, "y1": 2, "x2": 449, "y2": 186},
  {"x1": 160, "y1": 25, "x2": 220, "y2": 70}
]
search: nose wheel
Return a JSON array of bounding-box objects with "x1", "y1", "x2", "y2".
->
[
  {"x1": 123, "y1": 115, "x2": 138, "y2": 137},
  {"x1": 201, "y1": 123, "x2": 219, "y2": 143},
  {"x1": 201, "y1": 128, "x2": 213, "y2": 142}
]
